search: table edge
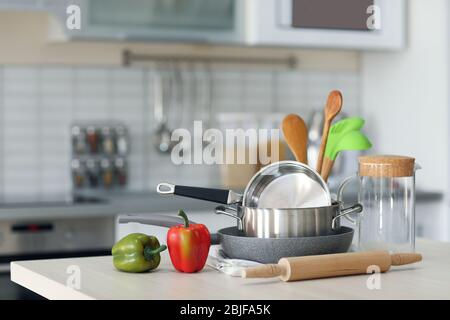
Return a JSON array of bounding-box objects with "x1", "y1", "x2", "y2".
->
[{"x1": 10, "y1": 261, "x2": 95, "y2": 300}]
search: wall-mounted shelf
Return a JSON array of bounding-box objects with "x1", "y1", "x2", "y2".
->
[{"x1": 122, "y1": 50, "x2": 297, "y2": 69}]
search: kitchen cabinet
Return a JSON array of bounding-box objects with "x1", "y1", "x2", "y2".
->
[
  {"x1": 246, "y1": 0, "x2": 406, "y2": 50},
  {"x1": 0, "y1": 0, "x2": 405, "y2": 50},
  {"x1": 47, "y1": 0, "x2": 246, "y2": 43},
  {"x1": 0, "y1": 0, "x2": 64, "y2": 13},
  {"x1": 10, "y1": 238, "x2": 450, "y2": 299}
]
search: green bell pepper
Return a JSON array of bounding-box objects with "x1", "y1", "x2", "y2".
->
[{"x1": 112, "y1": 233, "x2": 167, "y2": 273}]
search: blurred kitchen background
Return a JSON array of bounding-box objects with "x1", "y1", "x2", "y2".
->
[{"x1": 0, "y1": 0, "x2": 447, "y2": 298}]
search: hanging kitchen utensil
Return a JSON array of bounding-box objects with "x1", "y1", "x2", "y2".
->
[
  {"x1": 200, "y1": 62, "x2": 213, "y2": 129},
  {"x1": 199, "y1": 61, "x2": 214, "y2": 150},
  {"x1": 321, "y1": 118, "x2": 372, "y2": 182},
  {"x1": 281, "y1": 114, "x2": 308, "y2": 164},
  {"x1": 158, "y1": 161, "x2": 332, "y2": 209},
  {"x1": 118, "y1": 214, "x2": 355, "y2": 264},
  {"x1": 316, "y1": 90, "x2": 343, "y2": 173},
  {"x1": 172, "y1": 61, "x2": 184, "y2": 130},
  {"x1": 306, "y1": 110, "x2": 323, "y2": 166},
  {"x1": 152, "y1": 68, "x2": 175, "y2": 154},
  {"x1": 242, "y1": 250, "x2": 422, "y2": 282}
]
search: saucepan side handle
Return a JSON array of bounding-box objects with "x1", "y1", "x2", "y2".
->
[
  {"x1": 331, "y1": 203, "x2": 363, "y2": 230},
  {"x1": 215, "y1": 205, "x2": 244, "y2": 231},
  {"x1": 337, "y1": 174, "x2": 362, "y2": 224},
  {"x1": 214, "y1": 205, "x2": 241, "y2": 220}
]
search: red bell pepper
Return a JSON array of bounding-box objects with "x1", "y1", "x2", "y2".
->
[{"x1": 167, "y1": 210, "x2": 211, "y2": 273}]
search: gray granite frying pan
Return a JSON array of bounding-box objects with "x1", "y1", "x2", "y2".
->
[{"x1": 118, "y1": 214, "x2": 354, "y2": 264}]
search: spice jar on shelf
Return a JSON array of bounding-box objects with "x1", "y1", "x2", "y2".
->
[
  {"x1": 114, "y1": 158, "x2": 127, "y2": 187},
  {"x1": 86, "y1": 158, "x2": 100, "y2": 188},
  {"x1": 71, "y1": 159, "x2": 85, "y2": 188},
  {"x1": 115, "y1": 125, "x2": 129, "y2": 156},
  {"x1": 101, "y1": 126, "x2": 115, "y2": 155},
  {"x1": 86, "y1": 126, "x2": 100, "y2": 154},
  {"x1": 72, "y1": 126, "x2": 87, "y2": 155},
  {"x1": 100, "y1": 158, "x2": 114, "y2": 188}
]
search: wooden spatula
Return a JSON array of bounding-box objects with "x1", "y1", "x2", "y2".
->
[
  {"x1": 282, "y1": 114, "x2": 308, "y2": 164},
  {"x1": 316, "y1": 90, "x2": 343, "y2": 173},
  {"x1": 242, "y1": 251, "x2": 422, "y2": 282}
]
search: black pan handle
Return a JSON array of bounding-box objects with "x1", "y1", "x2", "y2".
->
[
  {"x1": 210, "y1": 233, "x2": 220, "y2": 245},
  {"x1": 118, "y1": 214, "x2": 221, "y2": 245},
  {"x1": 157, "y1": 182, "x2": 242, "y2": 204}
]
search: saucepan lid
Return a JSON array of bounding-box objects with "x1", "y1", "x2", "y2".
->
[{"x1": 242, "y1": 161, "x2": 331, "y2": 208}]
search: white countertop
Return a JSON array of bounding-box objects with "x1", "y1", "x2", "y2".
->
[{"x1": 10, "y1": 238, "x2": 450, "y2": 300}]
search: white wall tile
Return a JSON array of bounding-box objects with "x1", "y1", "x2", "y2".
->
[
  {"x1": 0, "y1": 65, "x2": 360, "y2": 197},
  {"x1": 3, "y1": 67, "x2": 38, "y2": 80}
]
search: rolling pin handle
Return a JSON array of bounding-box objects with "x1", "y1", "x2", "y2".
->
[
  {"x1": 242, "y1": 264, "x2": 285, "y2": 279},
  {"x1": 390, "y1": 253, "x2": 423, "y2": 266}
]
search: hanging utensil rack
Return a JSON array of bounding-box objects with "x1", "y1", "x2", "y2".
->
[{"x1": 122, "y1": 49, "x2": 297, "y2": 69}]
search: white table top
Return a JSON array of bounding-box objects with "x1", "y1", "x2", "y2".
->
[{"x1": 10, "y1": 238, "x2": 450, "y2": 300}]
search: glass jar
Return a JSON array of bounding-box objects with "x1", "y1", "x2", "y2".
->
[
  {"x1": 115, "y1": 125, "x2": 129, "y2": 156},
  {"x1": 114, "y1": 158, "x2": 128, "y2": 187},
  {"x1": 71, "y1": 126, "x2": 87, "y2": 155},
  {"x1": 338, "y1": 155, "x2": 420, "y2": 253},
  {"x1": 101, "y1": 126, "x2": 115, "y2": 155},
  {"x1": 71, "y1": 158, "x2": 85, "y2": 188},
  {"x1": 100, "y1": 158, "x2": 114, "y2": 189}
]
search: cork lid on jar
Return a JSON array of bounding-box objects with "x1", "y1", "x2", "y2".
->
[{"x1": 358, "y1": 155, "x2": 416, "y2": 177}]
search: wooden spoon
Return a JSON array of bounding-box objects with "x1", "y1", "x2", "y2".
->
[
  {"x1": 316, "y1": 90, "x2": 343, "y2": 174},
  {"x1": 282, "y1": 114, "x2": 308, "y2": 164}
]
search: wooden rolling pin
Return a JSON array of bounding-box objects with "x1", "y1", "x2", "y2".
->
[{"x1": 242, "y1": 251, "x2": 422, "y2": 282}]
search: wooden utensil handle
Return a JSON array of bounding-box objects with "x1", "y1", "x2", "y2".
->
[
  {"x1": 242, "y1": 264, "x2": 285, "y2": 279},
  {"x1": 321, "y1": 157, "x2": 334, "y2": 182},
  {"x1": 316, "y1": 122, "x2": 330, "y2": 173}
]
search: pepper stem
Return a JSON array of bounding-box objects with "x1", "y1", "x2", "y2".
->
[
  {"x1": 143, "y1": 245, "x2": 167, "y2": 261},
  {"x1": 178, "y1": 209, "x2": 190, "y2": 228}
]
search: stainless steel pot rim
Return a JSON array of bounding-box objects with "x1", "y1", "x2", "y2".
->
[
  {"x1": 218, "y1": 226, "x2": 354, "y2": 240},
  {"x1": 242, "y1": 160, "x2": 332, "y2": 208},
  {"x1": 220, "y1": 200, "x2": 343, "y2": 211}
]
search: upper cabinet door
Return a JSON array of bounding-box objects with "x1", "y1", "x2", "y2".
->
[
  {"x1": 58, "y1": 0, "x2": 246, "y2": 43},
  {"x1": 246, "y1": 0, "x2": 406, "y2": 50}
]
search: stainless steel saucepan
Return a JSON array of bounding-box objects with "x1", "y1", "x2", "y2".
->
[
  {"x1": 215, "y1": 202, "x2": 363, "y2": 238},
  {"x1": 156, "y1": 161, "x2": 361, "y2": 239}
]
